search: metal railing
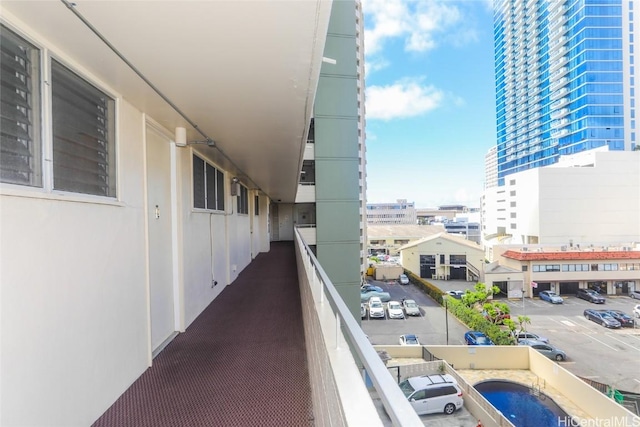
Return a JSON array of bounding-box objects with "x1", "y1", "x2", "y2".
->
[{"x1": 294, "y1": 228, "x2": 423, "y2": 426}]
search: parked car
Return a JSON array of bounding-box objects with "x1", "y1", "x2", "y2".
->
[
  {"x1": 361, "y1": 284, "x2": 383, "y2": 293},
  {"x1": 399, "y1": 334, "x2": 421, "y2": 346},
  {"x1": 584, "y1": 309, "x2": 621, "y2": 328},
  {"x1": 398, "y1": 374, "x2": 463, "y2": 416},
  {"x1": 604, "y1": 310, "x2": 635, "y2": 327},
  {"x1": 518, "y1": 339, "x2": 566, "y2": 361},
  {"x1": 402, "y1": 299, "x2": 421, "y2": 316},
  {"x1": 399, "y1": 274, "x2": 410, "y2": 285},
  {"x1": 387, "y1": 300, "x2": 405, "y2": 319},
  {"x1": 360, "y1": 288, "x2": 391, "y2": 303},
  {"x1": 446, "y1": 290, "x2": 465, "y2": 299},
  {"x1": 360, "y1": 303, "x2": 367, "y2": 319},
  {"x1": 464, "y1": 331, "x2": 494, "y2": 346},
  {"x1": 368, "y1": 297, "x2": 386, "y2": 318},
  {"x1": 577, "y1": 288, "x2": 606, "y2": 304},
  {"x1": 635, "y1": 305, "x2": 640, "y2": 318},
  {"x1": 515, "y1": 332, "x2": 549, "y2": 343},
  {"x1": 629, "y1": 290, "x2": 640, "y2": 299},
  {"x1": 538, "y1": 290, "x2": 564, "y2": 304}
]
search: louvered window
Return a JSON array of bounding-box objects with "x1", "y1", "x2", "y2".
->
[
  {"x1": 237, "y1": 184, "x2": 248, "y2": 214},
  {"x1": 193, "y1": 154, "x2": 224, "y2": 210},
  {"x1": 51, "y1": 59, "x2": 116, "y2": 196},
  {"x1": 0, "y1": 25, "x2": 42, "y2": 187}
]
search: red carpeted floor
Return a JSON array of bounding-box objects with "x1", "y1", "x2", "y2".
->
[{"x1": 92, "y1": 242, "x2": 314, "y2": 427}]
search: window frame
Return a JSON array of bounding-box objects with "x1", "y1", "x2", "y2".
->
[
  {"x1": 49, "y1": 57, "x2": 117, "y2": 197},
  {"x1": 192, "y1": 153, "x2": 225, "y2": 211},
  {"x1": 1, "y1": 24, "x2": 120, "y2": 201},
  {"x1": 0, "y1": 24, "x2": 43, "y2": 189},
  {"x1": 237, "y1": 183, "x2": 248, "y2": 214}
]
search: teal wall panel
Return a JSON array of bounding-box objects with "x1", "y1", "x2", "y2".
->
[
  {"x1": 316, "y1": 200, "x2": 360, "y2": 242},
  {"x1": 314, "y1": 77, "x2": 357, "y2": 118},
  {"x1": 315, "y1": 159, "x2": 360, "y2": 201},
  {"x1": 314, "y1": 118, "x2": 359, "y2": 158}
]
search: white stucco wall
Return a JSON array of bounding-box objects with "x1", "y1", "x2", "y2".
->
[
  {"x1": 537, "y1": 151, "x2": 640, "y2": 244},
  {"x1": 0, "y1": 17, "x2": 268, "y2": 426},
  {"x1": 1, "y1": 101, "x2": 150, "y2": 426},
  {"x1": 484, "y1": 150, "x2": 640, "y2": 246}
]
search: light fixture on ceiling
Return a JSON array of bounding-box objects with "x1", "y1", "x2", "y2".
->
[{"x1": 175, "y1": 127, "x2": 215, "y2": 147}]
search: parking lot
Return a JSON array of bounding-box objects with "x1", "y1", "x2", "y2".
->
[{"x1": 361, "y1": 279, "x2": 640, "y2": 394}]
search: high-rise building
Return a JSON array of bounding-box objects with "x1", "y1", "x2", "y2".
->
[{"x1": 494, "y1": 0, "x2": 636, "y2": 186}]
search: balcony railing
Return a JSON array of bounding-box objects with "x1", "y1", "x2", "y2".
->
[{"x1": 294, "y1": 228, "x2": 423, "y2": 426}]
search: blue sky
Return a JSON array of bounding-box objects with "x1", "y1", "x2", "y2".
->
[{"x1": 362, "y1": 0, "x2": 496, "y2": 208}]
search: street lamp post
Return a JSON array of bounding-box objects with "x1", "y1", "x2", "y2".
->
[{"x1": 444, "y1": 296, "x2": 449, "y2": 345}]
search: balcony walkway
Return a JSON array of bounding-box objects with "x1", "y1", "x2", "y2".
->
[{"x1": 92, "y1": 241, "x2": 313, "y2": 427}]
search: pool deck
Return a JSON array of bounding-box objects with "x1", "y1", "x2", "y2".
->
[
  {"x1": 386, "y1": 357, "x2": 592, "y2": 422},
  {"x1": 455, "y1": 369, "x2": 591, "y2": 421}
]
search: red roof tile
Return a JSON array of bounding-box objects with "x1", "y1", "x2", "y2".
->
[{"x1": 501, "y1": 250, "x2": 640, "y2": 261}]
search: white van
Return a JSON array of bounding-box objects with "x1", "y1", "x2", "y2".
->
[{"x1": 398, "y1": 374, "x2": 463, "y2": 415}]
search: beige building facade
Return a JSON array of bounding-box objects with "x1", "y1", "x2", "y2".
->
[{"x1": 399, "y1": 233, "x2": 485, "y2": 282}]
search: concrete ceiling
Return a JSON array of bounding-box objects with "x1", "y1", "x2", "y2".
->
[{"x1": 1, "y1": 0, "x2": 332, "y2": 202}]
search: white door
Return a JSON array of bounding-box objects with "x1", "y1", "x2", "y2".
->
[
  {"x1": 146, "y1": 124, "x2": 176, "y2": 352},
  {"x1": 277, "y1": 203, "x2": 294, "y2": 241}
]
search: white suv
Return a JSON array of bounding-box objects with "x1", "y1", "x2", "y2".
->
[
  {"x1": 398, "y1": 374, "x2": 463, "y2": 416},
  {"x1": 368, "y1": 297, "x2": 385, "y2": 318}
]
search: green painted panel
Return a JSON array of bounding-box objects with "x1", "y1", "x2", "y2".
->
[
  {"x1": 327, "y1": 0, "x2": 357, "y2": 36},
  {"x1": 314, "y1": 117, "x2": 359, "y2": 158},
  {"x1": 315, "y1": 159, "x2": 360, "y2": 200},
  {"x1": 317, "y1": 241, "x2": 361, "y2": 285},
  {"x1": 321, "y1": 36, "x2": 357, "y2": 77},
  {"x1": 333, "y1": 282, "x2": 362, "y2": 321},
  {"x1": 315, "y1": 77, "x2": 358, "y2": 118},
  {"x1": 316, "y1": 201, "x2": 360, "y2": 241}
]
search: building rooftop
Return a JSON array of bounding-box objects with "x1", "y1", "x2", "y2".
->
[
  {"x1": 366, "y1": 224, "x2": 444, "y2": 238},
  {"x1": 502, "y1": 249, "x2": 640, "y2": 261},
  {"x1": 399, "y1": 232, "x2": 483, "y2": 251}
]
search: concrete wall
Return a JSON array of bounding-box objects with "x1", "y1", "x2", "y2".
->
[
  {"x1": 375, "y1": 345, "x2": 640, "y2": 424},
  {"x1": 485, "y1": 150, "x2": 640, "y2": 246},
  {"x1": 528, "y1": 349, "x2": 637, "y2": 423}
]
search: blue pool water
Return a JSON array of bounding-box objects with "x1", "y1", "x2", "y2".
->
[{"x1": 475, "y1": 380, "x2": 570, "y2": 427}]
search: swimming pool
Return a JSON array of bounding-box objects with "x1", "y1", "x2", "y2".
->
[{"x1": 475, "y1": 380, "x2": 570, "y2": 427}]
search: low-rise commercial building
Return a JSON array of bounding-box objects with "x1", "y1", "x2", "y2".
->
[
  {"x1": 399, "y1": 233, "x2": 485, "y2": 282},
  {"x1": 485, "y1": 244, "x2": 640, "y2": 298}
]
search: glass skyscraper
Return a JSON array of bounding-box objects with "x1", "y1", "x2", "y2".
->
[{"x1": 494, "y1": 0, "x2": 636, "y2": 185}]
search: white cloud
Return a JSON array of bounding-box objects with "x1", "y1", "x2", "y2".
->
[
  {"x1": 362, "y1": 0, "x2": 471, "y2": 56},
  {"x1": 366, "y1": 79, "x2": 444, "y2": 120}
]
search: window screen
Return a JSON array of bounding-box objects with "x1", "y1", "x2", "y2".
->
[
  {"x1": 51, "y1": 59, "x2": 116, "y2": 196},
  {"x1": 193, "y1": 155, "x2": 205, "y2": 208},
  {"x1": 237, "y1": 184, "x2": 248, "y2": 214},
  {"x1": 193, "y1": 153, "x2": 224, "y2": 210},
  {"x1": 0, "y1": 25, "x2": 42, "y2": 187}
]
